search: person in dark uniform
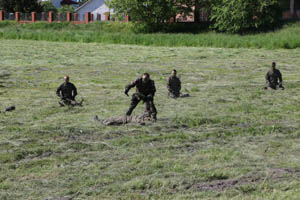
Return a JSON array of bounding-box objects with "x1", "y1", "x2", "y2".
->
[
  {"x1": 265, "y1": 62, "x2": 284, "y2": 90},
  {"x1": 124, "y1": 73, "x2": 157, "y2": 120},
  {"x1": 56, "y1": 75, "x2": 82, "y2": 106},
  {"x1": 167, "y1": 69, "x2": 189, "y2": 98}
]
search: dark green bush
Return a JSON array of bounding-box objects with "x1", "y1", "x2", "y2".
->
[{"x1": 210, "y1": 0, "x2": 282, "y2": 33}]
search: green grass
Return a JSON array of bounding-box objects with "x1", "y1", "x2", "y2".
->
[
  {"x1": 1, "y1": 21, "x2": 300, "y2": 49},
  {"x1": 1, "y1": 39, "x2": 300, "y2": 199}
]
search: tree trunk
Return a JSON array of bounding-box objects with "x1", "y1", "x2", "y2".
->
[
  {"x1": 290, "y1": 0, "x2": 295, "y2": 16},
  {"x1": 194, "y1": 0, "x2": 200, "y2": 23}
]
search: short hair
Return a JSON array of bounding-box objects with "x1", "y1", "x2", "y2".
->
[
  {"x1": 172, "y1": 69, "x2": 177, "y2": 73},
  {"x1": 64, "y1": 75, "x2": 70, "y2": 80},
  {"x1": 143, "y1": 73, "x2": 150, "y2": 78},
  {"x1": 272, "y1": 62, "x2": 276, "y2": 66}
]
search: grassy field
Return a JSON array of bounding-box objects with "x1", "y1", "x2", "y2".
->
[
  {"x1": 1, "y1": 21, "x2": 300, "y2": 49},
  {"x1": 1, "y1": 39, "x2": 300, "y2": 199}
]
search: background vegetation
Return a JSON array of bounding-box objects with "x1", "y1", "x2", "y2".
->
[
  {"x1": 1, "y1": 39, "x2": 300, "y2": 199},
  {"x1": 210, "y1": 0, "x2": 282, "y2": 33},
  {"x1": 1, "y1": 21, "x2": 300, "y2": 49}
]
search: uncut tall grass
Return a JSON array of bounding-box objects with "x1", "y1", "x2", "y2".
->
[{"x1": 1, "y1": 21, "x2": 300, "y2": 49}]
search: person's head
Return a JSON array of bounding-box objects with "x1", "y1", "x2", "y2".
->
[
  {"x1": 142, "y1": 73, "x2": 150, "y2": 83},
  {"x1": 271, "y1": 62, "x2": 276, "y2": 70},
  {"x1": 171, "y1": 69, "x2": 177, "y2": 77},
  {"x1": 64, "y1": 75, "x2": 70, "y2": 83}
]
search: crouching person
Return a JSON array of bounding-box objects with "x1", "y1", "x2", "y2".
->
[{"x1": 124, "y1": 73, "x2": 157, "y2": 121}]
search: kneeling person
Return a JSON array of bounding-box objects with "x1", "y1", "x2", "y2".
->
[
  {"x1": 167, "y1": 69, "x2": 189, "y2": 98},
  {"x1": 265, "y1": 62, "x2": 284, "y2": 90},
  {"x1": 56, "y1": 75, "x2": 82, "y2": 106}
]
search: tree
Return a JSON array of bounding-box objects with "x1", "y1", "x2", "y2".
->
[
  {"x1": 0, "y1": 0, "x2": 43, "y2": 13},
  {"x1": 210, "y1": 0, "x2": 282, "y2": 33},
  {"x1": 106, "y1": 0, "x2": 192, "y2": 26},
  {"x1": 41, "y1": 1, "x2": 58, "y2": 13},
  {"x1": 193, "y1": 0, "x2": 212, "y2": 23},
  {"x1": 290, "y1": 0, "x2": 295, "y2": 16}
]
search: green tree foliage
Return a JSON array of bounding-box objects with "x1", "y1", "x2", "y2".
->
[
  {"x1": 106, "y1": 0, "x2": 193, "y2": 26},
  {"x1": 210, "y1": 0, "x2": 282, "y2": 33},
  {"x1": 0, "y1": 0, "x2": 44, "y2": 13},
  {"x1": 58, "y1": 5, "x2": 75, "y2": 13},
  {"x1": 41, "y1": 1, "x2": 58, "y2": 13}
]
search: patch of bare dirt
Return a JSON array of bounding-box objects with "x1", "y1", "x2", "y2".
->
[{"x1": 192, "y1": 168, "x2": 300, "y2": 191}]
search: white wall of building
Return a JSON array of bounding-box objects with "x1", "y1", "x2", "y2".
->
[
  {"x1": 76, "y1": 0, "x2": 112, "y2": 21},
  {"x1": 52, "y1": 0, "x2": 62, "y2": 8}
]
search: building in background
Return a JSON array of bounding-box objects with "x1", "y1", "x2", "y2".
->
[{"x1": 75, "y1": 0, "x2": 113, "y2": 21}]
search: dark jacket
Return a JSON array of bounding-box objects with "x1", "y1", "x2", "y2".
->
[
  {"x1": 167, "y1": 76, "x2": 181, "y2": 95},
  {"x1": 56, "y1": 82, "x2": 77, "y2": 100},
  {"x1": 125, "y1": 78, "x2": 156, "y2": 97},
  {"x1": 265, "y1": 69, "x2": 282, "y2": 87}
]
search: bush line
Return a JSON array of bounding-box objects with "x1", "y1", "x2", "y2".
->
[{"x1": 1, "y1": 21, "x2": 300, "y2": 49}]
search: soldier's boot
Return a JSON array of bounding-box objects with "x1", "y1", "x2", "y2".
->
[
  {"x1": 151, "y1": 113, "x2": 157, "y2": 122},
  {"x1": 149, "y1": 101, "x2": 157, "y2": 121}
]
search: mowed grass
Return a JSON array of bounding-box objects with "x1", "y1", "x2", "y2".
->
[{"x1": 1, "y1": 40, "x2": 300, "y2": 199}]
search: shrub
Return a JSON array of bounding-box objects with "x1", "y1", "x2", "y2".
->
[{"x1": 210, "y1": 0, "x2": 282, "y2": 33}]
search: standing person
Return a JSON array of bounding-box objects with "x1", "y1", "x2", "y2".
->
[
  {"x1": 265, "y1": 62, "x2": 284, "y2": 90},
  {"x1": 56, "y1": 75, "x2": 82, "y2": 106},
  {"x1": 124, "y1": 73, "x2": 157, "y2": 120},
  {"x1": 167, "y1": 69, "x2": 189, "y2": 98}
]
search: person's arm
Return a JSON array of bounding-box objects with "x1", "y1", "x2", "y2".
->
[
  {"x1": 56, "y1": 84, "x2": 62, "y2": 98},
  {"x1": 167, "y1": 77, "x2": 171, "y2": 91},
  {"x1": 72, "y1": 84, "x2": 77, "y2": 99},
  {"x1": 178, "y1": 78, "x2": 181, "y2": 91},
  {"x1": 265, "y1": 72, "x2": 270, "y2": 85},
  {"x1": 149, "y1": 81, "x2": 156, "y2": 97},
  {"x1": 125, "y1": 79, "x2": 137, "y2": 96},
  {"x1": 278, "y1": 70, "x2": 283, "y2": 86}
]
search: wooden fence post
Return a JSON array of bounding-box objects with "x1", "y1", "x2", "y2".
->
[
  {"x1": 15, "y1": 12, "x2": 20, "y2": 22},
  {"x1": 67, "y1": 12, "x2": 72, "y2": 22},
  {"x1": 0, "y1": 11, "x2": 4, "y2": 21},
  {"x1": 85, "y1": 12, "x2": 91, "y2": 23},
  {"x1": 48, "y1": 11, "x2": 53, "y2": 23},
  {"x1": 105, "y1": 13, "x2": 110, "y2": 21},
  {"x1": 31, "y1": 12, "x2": 36, "y2": 22},
  {"x1": 74, "y1": 13, "x2": 78, "y2": 22}
]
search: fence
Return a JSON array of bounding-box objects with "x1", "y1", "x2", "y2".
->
[{"x1": 0, "y1": 11, "x2": 130, "y2": 24}]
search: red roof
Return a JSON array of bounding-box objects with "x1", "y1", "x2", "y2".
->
[{"x1": 61, "y1": 0, "x2": 78, "y2": 5}]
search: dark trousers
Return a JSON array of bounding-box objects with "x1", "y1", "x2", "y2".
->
[{"x1": 126, "y1": 93, "x2": 157, "y2": 117}]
